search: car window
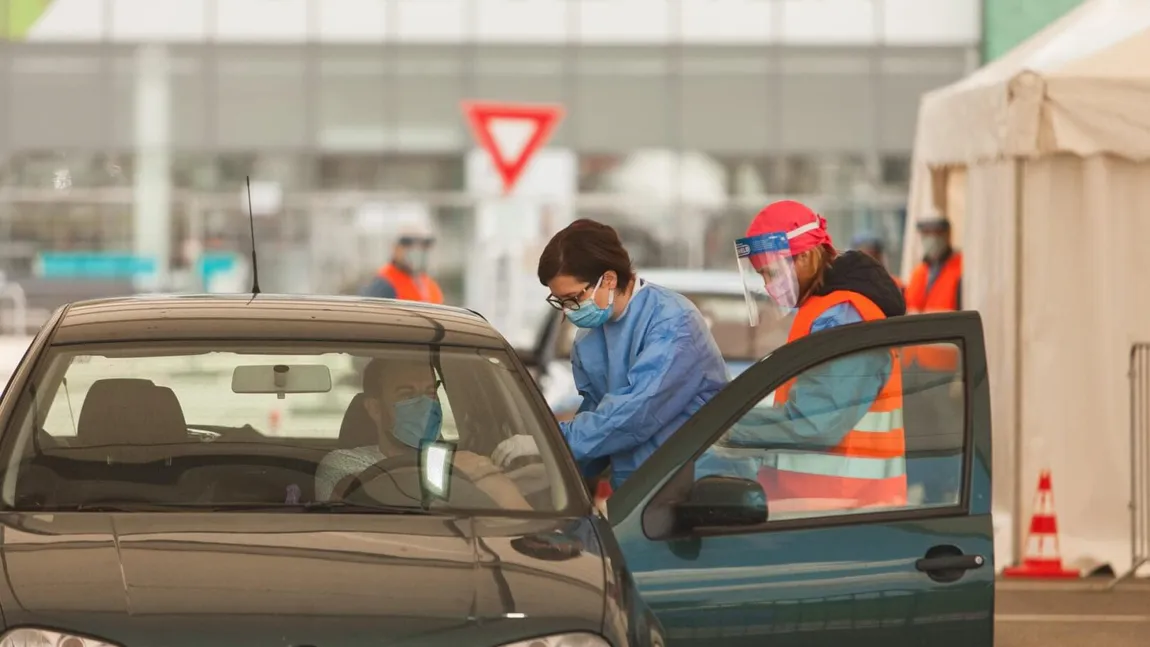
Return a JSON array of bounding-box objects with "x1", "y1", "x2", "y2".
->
[
  {"x1": 41, "y1": 355, "x2": 462, "y2": 442},
  {"x1": 3, "y1": 343, "x2": 570, "y2": 515},
  {"x1": 692, "y1": 341, "x2": 965, "y2": 522},
  {"x1": 555, "y1": 291, "x2": 781, "y2": 361}
]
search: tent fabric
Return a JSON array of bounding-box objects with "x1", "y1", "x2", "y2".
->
[
  {"x1": 904, "y1": 0, "x2": 1150, "y2": 574},
  {"x1": 915, "y1": 0, "x2": 1150, "y2": 166}
]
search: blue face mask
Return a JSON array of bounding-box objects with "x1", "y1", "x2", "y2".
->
[
  {"x1": 391, "y1": 395, "x2": 443, "y2": 449},
  {"x1": 564, "y1": 276, "x2": 615, "y2": 329}
]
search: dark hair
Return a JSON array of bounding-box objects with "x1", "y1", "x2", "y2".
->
[
  {"x1": 536, "y1": 219, "x2": 635, "y2": 291},
  {"x1": 361, "y1": 357, "x2": 431, "y2": 398}
]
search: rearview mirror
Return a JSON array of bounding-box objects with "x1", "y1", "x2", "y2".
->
[
  {"x1": 232, "y1": 364, "x2": 333, "y2": 399},
  {"x1": 676, "y1": 476, "x2": 768, "y2": 530}
]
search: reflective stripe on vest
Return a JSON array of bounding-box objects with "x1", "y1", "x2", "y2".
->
[
  {"x1": 380, "y1": 264, "x2": 444, "y2": 304},
  {"x1": 904, "y1": 253, "x2": 961, "y2": 371},
  {"x1": 760, "y1": 289, "x2": 907, "y2": 510}
]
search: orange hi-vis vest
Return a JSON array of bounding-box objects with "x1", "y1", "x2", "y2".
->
[
  {"x1": 904, "y1": 252, "x2": 962, "y2": 371},
  {"x1": 757, "y1": 290, "x2": 908, "y2": 511},
  {"x1": 379, "y1": 263, "x2": 444, "y2": 304}
]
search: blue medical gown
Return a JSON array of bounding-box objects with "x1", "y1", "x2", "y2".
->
[
  {"x1": 695, "y1": 303, "x2": 893, "y2": 479},
  {"x1": 561, "y1": 283, "x2": 730, "y2": 489}
]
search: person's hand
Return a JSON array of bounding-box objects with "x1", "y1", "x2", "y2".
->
[
  {"x1": 492, "y1": 435, "x2": 540, "y2": 469},
  {"x1": 453, "y1": 450, "x2": 501, "y2": 481}
]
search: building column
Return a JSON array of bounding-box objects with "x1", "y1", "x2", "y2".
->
[{"x1": 132, "y1": 44, "x2": 172, "y2": 291}]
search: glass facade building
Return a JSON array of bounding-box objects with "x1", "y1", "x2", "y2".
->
[{"x1": 0, "y1": 0, "x2": 979, "y2": 316}]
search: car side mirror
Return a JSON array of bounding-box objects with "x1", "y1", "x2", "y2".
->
[{"x1": 675, "y1": 476, "x2": 768, "y2": 530}]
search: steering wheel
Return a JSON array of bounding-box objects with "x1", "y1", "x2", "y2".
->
[{"x1": 334, "y1": 454, "x2": 502, "y2": 509}]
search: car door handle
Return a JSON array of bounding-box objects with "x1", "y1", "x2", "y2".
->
[{"x1": 915, "y1": 554, "x2": 985, "y2": 573}]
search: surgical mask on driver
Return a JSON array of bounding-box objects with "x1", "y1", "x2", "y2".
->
[
  {"x1": 564, "y1": 275, "x2": 615, "y2": 329},
  {"x1": 392, "y1": 395, "x2": 443, "y2": 449}
]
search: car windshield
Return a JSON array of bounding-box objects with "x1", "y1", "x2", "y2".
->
[
  {"x1": 557, "y1": 291, "x2": 782, "y2": 361},
  {"x1": 1, "y1": 342, "x2": 573, "y2": 515}
]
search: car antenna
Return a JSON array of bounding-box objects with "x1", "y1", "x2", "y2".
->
[{"x1": 245, "y1": 176, "x2": 261, "y2": 300}]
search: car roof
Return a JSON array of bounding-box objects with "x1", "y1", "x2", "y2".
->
[
  {"x1": 50, "y1": 294, "x2": 506, "y2": 348},
  {"x1": 639, "y1": 269, "x2": 745, "y2": 296}
]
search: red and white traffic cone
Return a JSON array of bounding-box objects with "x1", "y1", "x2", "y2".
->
[
  {"x1": 1003, "y1": 469, "x2": 1080, "y2": 579},
  {"x1": 268, "y1": 409, "x2": 281, "y2": 435}
]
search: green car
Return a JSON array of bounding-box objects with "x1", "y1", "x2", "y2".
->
[{"x1": 0, "y1": 295, "x2": 992, "y2": 647}]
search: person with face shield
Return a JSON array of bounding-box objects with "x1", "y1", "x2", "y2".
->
[
  {"x1": 702, "y1": 200, "x2": 908, "y2": 511},
  {"x1": 360, "y1": 223, "x2": 444, "y2": 304},
  {"x1": 490, "y1": 219, "x2": 729, "y2": 490}
]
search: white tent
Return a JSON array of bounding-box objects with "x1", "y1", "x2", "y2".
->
[{"x1": 902, "y1": 0, "x2": 1150, "y2": 576}]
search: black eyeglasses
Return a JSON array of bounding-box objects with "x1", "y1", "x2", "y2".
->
[
  {"x1": 545, "y1": 283, "x2": 593, "y2": 311},
  {"x1": 398, "y1": 236, "x2": 435, "y2": 247}
]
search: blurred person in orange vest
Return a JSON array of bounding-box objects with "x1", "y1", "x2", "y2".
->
[
  {"x1": 905, "y1": 215, "x2": 961, "y2": 318},
  {"x1": 851, "y1": 230, "x2": 904, "y2": 296},
  {"x1": 901, "y1": 214, "x2": 964, "y2": 506},
  {"x1": 699, "y1": 200, "x2": 908, "y2": 512},
  {"x1": 903, "y1": 215, "x2": 962, "y2": 372},
  {"x1": 360, "y1": 222, "x2": 444, "y2": 304}
]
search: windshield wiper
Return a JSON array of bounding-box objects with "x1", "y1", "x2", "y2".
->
[
  {"x1": 58, "y1": 501, "x2": 432, "y2": 514},
  {"x1": 72, "y1": 502, "x2": 205, "y2": 512},
  {"x1": 298, "y1": 501, "x2": 432, "y2": 515}
]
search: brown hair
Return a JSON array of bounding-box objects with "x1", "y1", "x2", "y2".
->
[
  {"x1": 803, "y1": 244, "x2": 837, "y2": 298},
  {"x1": 537, "y1": 219, "x2": 635, "y2": 291}
]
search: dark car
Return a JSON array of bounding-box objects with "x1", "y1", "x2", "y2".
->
[{"x1": 0, "y1": 294, "x2": 994, "y2": 647}]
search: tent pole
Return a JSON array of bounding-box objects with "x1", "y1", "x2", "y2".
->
[{"x1": 1011, "y1": 157, "x2": 1025, "y2": 567}]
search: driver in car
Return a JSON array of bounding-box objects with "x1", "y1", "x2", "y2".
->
[{"x1": 315, "y1": 357, "x2": 531, "y2": 510}]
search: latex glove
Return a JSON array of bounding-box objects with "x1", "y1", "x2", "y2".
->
[{"x1": 492, "y1": 434, "x2": 540, "y2": 468}]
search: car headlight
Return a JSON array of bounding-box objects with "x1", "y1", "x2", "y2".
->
[
  {"x1": 0, "y1": 629, "x2": 118, "y2": 647},
  {"x1": 499, "y1": 633, "x2": 610, "y2": 647}
]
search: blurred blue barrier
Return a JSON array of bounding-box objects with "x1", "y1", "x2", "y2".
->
[{"x1": 36, "y1": 252, "x2": 156, "y2": 279}]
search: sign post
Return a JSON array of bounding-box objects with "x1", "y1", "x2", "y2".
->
[{"x1": 462, "y1": 100, "x2": 573, "y2": 346}]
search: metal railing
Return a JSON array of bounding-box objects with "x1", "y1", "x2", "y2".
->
[{"x1": 1112, "y1": 343, "x2": 1150, "y2": 588}]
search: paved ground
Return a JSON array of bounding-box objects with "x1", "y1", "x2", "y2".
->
[{"x1": 997, "y1": 579, "x2": 1150, "y2": 646}]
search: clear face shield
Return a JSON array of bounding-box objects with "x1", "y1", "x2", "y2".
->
[{"x1": 735, "y1": 232, "x2": 800, "y2": 327}]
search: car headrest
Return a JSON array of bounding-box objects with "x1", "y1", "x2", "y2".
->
[
  {"x1": 76, "y1": 378, "x2": 188, "y2": 449},
  {"x1": 338, "y1": 393, "x2": 377, "y2": 449}
]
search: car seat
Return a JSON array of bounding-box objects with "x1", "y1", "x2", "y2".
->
[
  {"x1": 74, "y1": 378, "x2": 189, "y2": 461},
  {"x1": 43, "y1": 378, "x2": 191, "y2": 506},
  {"x1": 337, "y1": 393, "x2": 377, "y2": 449}
]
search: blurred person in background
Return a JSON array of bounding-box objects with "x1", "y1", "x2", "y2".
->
[
  {"x1": 901, "y1": 214, "x2": 964, "y2": 504},
  {"x1": 905, "y1": 214, "x2": 962, "y2": 318},
  {"x1": 360, "y1": 221, "x2": 444, "y2": 304},
  {"x1": 490, "y1": 219, "x2": 729, "y2": 491},
  {"x1": 851, "y1": 230, "x2": 904, "y2": 296},
  {"x1": 703, "y1": 200, "x2": 908, "y2": 511}
]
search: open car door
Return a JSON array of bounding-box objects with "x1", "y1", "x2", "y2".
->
[{"x1": 609, "y1": 312, "x2": 993, "y2": 647}]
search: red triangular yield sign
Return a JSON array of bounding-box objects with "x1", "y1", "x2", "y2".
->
[{"x1": 462, "y1": 101, "x2": 565, "y2": 195}]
